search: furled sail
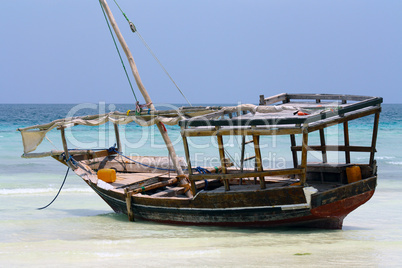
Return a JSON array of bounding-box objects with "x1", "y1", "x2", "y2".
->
[{"x1": 18, "y1": 111, "x2": 187, "y2": 154}]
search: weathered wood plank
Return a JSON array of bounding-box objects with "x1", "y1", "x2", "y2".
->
[
  {"x1": 304, "y1": 163, "x2": 352, "y2": 173},
  {"x1": 151, "y1": 180, "x2": 212, "y2": 197},
  {"x1": 285, "y1": 93, "x2": 373, "y2": 102},
  {"x1": 189, "y1": 168, "x2": 304, "y2": 181},
  {"x1": 217, "y1": 134, "x2": 230, "y2": 191},
  {"x1": 23, "y1": 149, "x2": 111, "y2": 159},
  {"x1": 300, "y1": 128, "x2": 309, "y2": 185},
  {"x1": 179, "y1": 97, "x2": 382, "y2": 128},
  {"x1": 240, "y1": 135, "x2": 246, "y2": 172},
  {"x1": 112, "y1": 172, "x2": 166, "y2": 188},
  {"x1": 253, "y1": 135, "x2": 266, "y2": 189},
  {"x1": 182, "y1": 135, "x2": 192, "y2": 176},
  {"x1": 307, "y1": 98, "x2": 382, "y2": 122},
  {"x1": 291, "y1": 145, "x2": 374, "y2": 152},
  {"x1": 182, "y1": 127, "x2": 302, "y2": 137},
  {"x1": 290, "y1": 134, "x2": 298, "y2": 168},
  {"x1": 319, "y1": 129, "x2": 327, "y2": 163},
  {"x1": 60, "y1": 127, "x2": 69, "y2": 159},
  {"x1": 114, "y1": 123, "x2": 122, "y2": 152},
  {"x1": 124, "y1": 188, "x2": 135, "y2": 221},
  {"x1": 308, "y1": 106, "x2": 380, "y2": 132},
  {"x1": 243, "y1": 156, "x2": 256, "y2": 161},
  {"x1": 259, "y1": 95, "x2": 266, "y2": 105},
  {"x1": 370, "y1": 112, "x2": 380, "y2": 165},
  {"x1": 343, "y1": 122, "x2": 351, "y2": 163},
  {"x1": 127, "y1": 177, "x2": 179, "y2": 195},
  {"x1": 262, "y1": 93, "x2": 287, "y2": 105},
  {"x1": 66, "y1": 150, "x2": 112, "y2": 161}
]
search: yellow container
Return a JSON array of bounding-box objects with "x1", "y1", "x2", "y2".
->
[
  {"x1": 346, "y1": 165, "x2": 362, "y2": 184},
  {"x1": 97, "y1": 169, "x2": 116, "y2": 183}
]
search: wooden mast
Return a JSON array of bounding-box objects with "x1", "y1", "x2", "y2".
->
[{"x1": 99, "y1": 0, "x2": 192, "y2": 197}]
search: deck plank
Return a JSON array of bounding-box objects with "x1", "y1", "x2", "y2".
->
[{"x1": 111, "y1": 172, "x2": 166, "y2": 188}]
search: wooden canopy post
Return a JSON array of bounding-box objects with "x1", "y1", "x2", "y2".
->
[
  {"x1": 253, "y1": 135, "x2": 266, "y2": 189},
  {"x1": 59, "y1": 126, "x2": 75, "y2": 169},
  {"x1": 99, "y1": 0, "x2": 191, "y2": 197},
  {"x1": 240, "y1": 135, "x2": 246, "y2": 172},
  {"x1": 290, "y1": 134, "x2": 298, "y2": 168},
  {"x1": 259, "y1": 95, "x2": 265, "y2": 105},
  {"x1": 300, "y1": 127, "x2": 309, "y2": 185},
  {"x1": 182, "y1": 134, "x2": 197, "y2": 194},
  {"x1": 369, "y1": 112, "x2": 380, "y2": 166},
  {"x1": 217, "y1": 134, "x2": 230, "y2": 191},
  {"x1": 343, "y1": 122, "x2": 351, "y2": 164},
  {"x1": 182, "y1": 135, "x2": 192, "y2": 176},
  {"x1": 60, "y1": 127, "x2": 69, "y2": 159},
  {"x1": 319, "y1": 129, "x2": 327, "y2": 163},
  {"x1": 114, "y1": 123, "x2": 122, "y2": 152},
  {"x1": 124, "y1": 188, "x2": 135, "y2": 222}
]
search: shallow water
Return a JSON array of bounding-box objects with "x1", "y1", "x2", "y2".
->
[{"x1": 1, "y1": 103, "x2": 401, "y2": 267}]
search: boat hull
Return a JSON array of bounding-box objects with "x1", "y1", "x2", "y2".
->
[{"x1": 87, "y1": 176, "x2": 376, "y2": 229}]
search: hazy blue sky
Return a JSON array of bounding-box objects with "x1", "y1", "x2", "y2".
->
[{"x1": 1, "y1": 0, "x2": 401, "y2": 104}]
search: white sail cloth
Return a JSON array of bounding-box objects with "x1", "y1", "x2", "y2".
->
[
  {"x1": 18, "y1": 104, "x2": 304, "y2": 154},
  {"x1": 20, "y1": 130, "x2": 48, "y2": 155},
  {"x1": 19, "y1": 112, "x2": 186, "y2": 154},
  {"x1": 221, "y1": 104, "x2": 298, "y2": 114}
]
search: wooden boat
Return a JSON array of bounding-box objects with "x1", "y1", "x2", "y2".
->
[{"x1": 18, "y1": 1, "x2": 382, "y2": 229}]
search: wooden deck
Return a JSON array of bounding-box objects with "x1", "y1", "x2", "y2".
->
[{"x1": 110, "y1": 172, "x2": 177, "y2": 193}]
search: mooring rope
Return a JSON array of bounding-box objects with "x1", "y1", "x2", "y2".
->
[{"x1": 37, "y1": 166, "x2": 70, "y2": 210}]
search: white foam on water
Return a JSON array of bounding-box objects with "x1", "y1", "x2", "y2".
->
[
  {"x1": 94, "y1": 252, "x2": 123, "y2": 258},
  {"x1": 387, "y1": 161, "x2": 402, "y2": 166},
  {"x1": 0, "y1": 187, "x2": 92, "y2": 195},
  {"x1": 376, "y1": 156, "x2": 395, "y2": 160}
]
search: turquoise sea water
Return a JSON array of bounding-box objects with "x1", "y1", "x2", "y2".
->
[{"x1": 0, "y1": 103, "x2": 402, "y2": 267}]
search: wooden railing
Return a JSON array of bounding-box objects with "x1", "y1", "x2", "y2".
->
[{"x1": 291, "y1": 145, "x2": 375, "y2": 153}]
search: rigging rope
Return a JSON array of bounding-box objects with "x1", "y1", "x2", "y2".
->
[
  {"x1": 135, "y1": 32, "x2": 192, "y2": 107},
  {"x1": 108, "y1": 146, "x2": 213, "y2": 173},
  {"x1": 224, "y1": 147, "x2": 240, "y2": 169},
  {"x1": 99, "y1": 0, "x2": 138, "y2": 102},
  {"x1": 45, "y1": 135, "x2": 59, "y2": 150},
  {"x1": 109, "y1": 146, "x2": 178, "y2": 171},
  {"x1": 112, "y1": 0, "x2": 193, "y2": 106}
]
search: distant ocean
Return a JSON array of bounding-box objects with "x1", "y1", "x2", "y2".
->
[{"x1": 1, "y1": 103, "x2": 401, "y2": 267}]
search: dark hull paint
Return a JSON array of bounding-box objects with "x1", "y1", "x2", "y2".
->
[{"x1": 87, "y1": 176, "x2": 376, "y2": 229}]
